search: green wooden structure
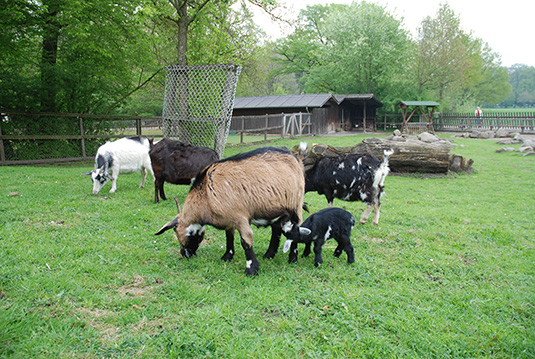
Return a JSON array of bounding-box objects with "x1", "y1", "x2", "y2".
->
[{"x1": 397, "y1": 101, "x2": 440, "y2": 134}]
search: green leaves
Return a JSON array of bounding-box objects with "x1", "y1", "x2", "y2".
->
[
  {"x1": 413, "y1": 3, "x2": 511, "y2": 110},
  {"x1": 276, "y1": 3, "x2": 412, "y2": 97}
]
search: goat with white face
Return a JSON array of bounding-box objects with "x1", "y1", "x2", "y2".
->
[
  {"x1": 155, "y1": 145, "x2": 307, "y2": 276},
  {"x1": 82, "y1": 136, "x2": 154, "y2": 194}
]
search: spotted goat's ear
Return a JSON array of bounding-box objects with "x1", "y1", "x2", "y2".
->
[{"x1": 299, "y1": 227, "x2": 312, "y2": 235}]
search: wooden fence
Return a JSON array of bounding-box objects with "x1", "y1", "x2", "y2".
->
[
  {"x1": 0, "y1": 112, "x2": 162, "y2": 165},
  {"x1": 229, "y1": 114, "x2": 284, "y2": 143},
  {"x1": 229, "y1": 113, "x2": 312, "y2": 143},
  {"x1": 1, "y1": 110, "x2": 534, "y2": 165},
  {"x1": 436, "y1": 112, "x2": 535, "y2": 133}
]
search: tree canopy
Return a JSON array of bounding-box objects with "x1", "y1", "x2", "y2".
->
[
  {"x1": 412, "y1": 3, "x2": 510, "y2": 111},
  {"x1": 0, "y1": 0, "x2": 530, "y2": 115},
  {"x1": 272, "y1": 2, "x2": 513, "y2": 112},
  {"x1": 0, "y1": 0, "x2": 273, "y2": 114}
]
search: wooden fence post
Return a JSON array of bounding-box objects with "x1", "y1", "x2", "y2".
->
[
  {"x1": 240, "y1": 116, "x2": 244, "y2": 143},
  {"x1": 79, "y1": 117, "x2": 86, "y2": 158},
  {"x1": 0, "y1": 122, "x2": 5, "y2": 162},
  {"x1": 281, "y1": 113, "x2": 286, "y2": 139},
  {"x1": 265, "y1": 114, "x2": 268, "y2": 141},
  {"x1": 136, "y1": 118, "x2": 142, "y2": 135}
]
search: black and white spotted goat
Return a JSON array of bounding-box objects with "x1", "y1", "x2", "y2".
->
[
  {"x1": 283, "y1": 207, "x2": 355, "y2": 267},
  {"x1": 82, "y1": 136, "x2": 154, "y2": 194},
  {"x1": 304, "y1": 149, "x2": 393, "y2": 225}
]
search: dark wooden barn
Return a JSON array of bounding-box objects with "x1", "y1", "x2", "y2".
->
[{"x1": 232, "y1": 93, "x2": 383, "y2": 135}]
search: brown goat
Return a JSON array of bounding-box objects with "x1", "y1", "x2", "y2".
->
[{"x1": 155, "y1": 146, "x2": 306, "y2": 276}]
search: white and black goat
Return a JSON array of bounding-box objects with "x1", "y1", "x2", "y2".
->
[
  {"x1": 305, "y1": 149, "x2": 393, "y2": 225},
  {"x1": 283, "y1": 207, "x2": 355, "y2": 267},
  {"x1": 82, "y1": 136, "x2": 154, "y2": 194},
  {"x1": 149, "y1": 138, "x2": 219, "y2": 203},
  {"x1": 155, "y1": 145, "x2": 307, "y2": 276}
]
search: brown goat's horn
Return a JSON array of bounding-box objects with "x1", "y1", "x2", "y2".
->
[{"x1": 173, "y1": 197, "x2": 181, "y2": 214}]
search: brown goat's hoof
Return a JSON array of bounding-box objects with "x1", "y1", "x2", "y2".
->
[
  {"x1": 245, "y1": 260, "x2": 260, "y2": 276},
  {"x1": 221, "y1": 252, "x2": 234, "y2": 262}
]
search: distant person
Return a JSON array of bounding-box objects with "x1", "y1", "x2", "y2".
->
[{"x1": 475, "y1": 106, "x2": 483, "y2": 124}]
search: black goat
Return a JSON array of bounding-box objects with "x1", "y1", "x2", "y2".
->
[
  {"x1": 283, "y1": 207, "x2": 355, "y2": 267},
  {"x1": 149, "y1": 139, "x2": 218, "y2": 203}
]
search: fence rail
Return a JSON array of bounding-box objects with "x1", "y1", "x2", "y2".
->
[
  {"x1": 2, "y1": 110, "x2": 534, "y2": 165},
  {"x1": 436, "y1": 112, "x2": 535, "y2": 132},
  {"x1": 0, "y1": 111, "x2": 162, "y2": 165}
]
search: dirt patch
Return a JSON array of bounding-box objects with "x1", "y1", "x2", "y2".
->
[
  {"x1": 117, "y1": 275, "x2": 154, "y2": 297},
  {"x1": 117, "y1": 275, "x2": 153, "y2": 297}
]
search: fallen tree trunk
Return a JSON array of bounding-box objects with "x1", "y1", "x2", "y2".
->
[{"x1": 299, "y1": 135, "x2": 473, "y2": 174}]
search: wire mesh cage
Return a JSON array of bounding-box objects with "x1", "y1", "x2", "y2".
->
[{"x1": 162, "y1": 64, "x2": 242, "y2": 158}]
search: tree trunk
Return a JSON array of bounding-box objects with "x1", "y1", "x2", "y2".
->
[
  {"x1": 177, "y1": 5, "x2": 189, "y2": 65},
  {"x1": 40, "y1": 0, "x2": 62, "y2": 113},
  {"x1": 300, "y1": 137, "x2": 473, "y2": 174}
]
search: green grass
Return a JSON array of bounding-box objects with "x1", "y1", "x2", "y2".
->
[{"x1": 1, "y1": 132, "x2": 534, "y2": 358}]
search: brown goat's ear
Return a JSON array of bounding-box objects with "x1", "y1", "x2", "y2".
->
[
  {"x1": 173, "y1": 197, "x2": 181, "y2": 214},
  {"x1": 155, "y1": 217, "x2": 179, "y2": 235}
]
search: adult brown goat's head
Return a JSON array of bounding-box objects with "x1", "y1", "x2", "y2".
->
[{"x1": 155, "y1": 198, "x2": 204, "y2": 258}]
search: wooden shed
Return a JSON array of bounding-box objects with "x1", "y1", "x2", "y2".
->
[
  {"x1": 335, "y1": 94, "x2": 384, "y2": 132},
  {"x1": 232, "y1": 93, "x2": 383, "y2": 134}
]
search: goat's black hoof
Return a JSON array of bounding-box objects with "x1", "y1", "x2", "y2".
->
[
  {"x1": 221, "y1": 252, "x2": 234, "y2": 262},
  {"x1": 245, "y1": 262, "x2": 260, "y2": 276}
]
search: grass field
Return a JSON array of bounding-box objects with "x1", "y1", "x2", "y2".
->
[{"x1": 1, "y1": 132, "x2": 534, "y2": 358}]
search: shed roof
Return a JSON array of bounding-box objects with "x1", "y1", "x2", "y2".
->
[
  {"x1": 397, "y1": 101, "x2": 440, "y2": 107},
  {"x1": 233, "y1": 94, "x2": 334, "y2": 109},
  {"x1": 336, "y1": 94, "x2": 383, "y2": 107}
]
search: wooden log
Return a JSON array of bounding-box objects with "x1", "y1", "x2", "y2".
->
[{"x1": 296, "y1": 135, "x2": 473, "y2": 174}]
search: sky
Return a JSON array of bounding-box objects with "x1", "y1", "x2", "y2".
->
[{"x1": 249, "y1": 0, "x2": 535, "y2": 68}]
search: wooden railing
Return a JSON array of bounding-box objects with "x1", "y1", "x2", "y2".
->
[
  {"x1": 437, "y1": 112, "x2": 535, "y2": 132},
  {"x1": 0, "y1": 112, "x2": 162, "y2": 165},
  {"x1": 2, "y1": 110, "x2": 534, "y2": 165}
]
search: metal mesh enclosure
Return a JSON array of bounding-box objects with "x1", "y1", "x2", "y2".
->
[{"x1": 162, "y1": 64, "x2": 242, "y2": 158}]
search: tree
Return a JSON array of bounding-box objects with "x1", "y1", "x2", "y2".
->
[
  {"x1": 144, "y1": 0, "x2": 277, "y2": 65},
  {"x1": 413, "y1": 3, "x2": 510, "y2": 110},
  {"x1": 0, "y1": 0, "x2": 161, "y2": 114},
  {"x1": 274, "y1": 3, "x2": 412, "y2": 105},
  {"x1": 506, "y1": 64, "x2": 535, "y2": 107},
  {"x1": 413, "y1": 3, "x2": 471, "y2": 105}
]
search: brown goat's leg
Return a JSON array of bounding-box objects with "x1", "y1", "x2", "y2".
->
[
  {"x1": 238, "y1": 224, "x2": 260, "y2": 276},
  {"x1": 221, "y1": 229, "x2": 235, "y2": 261},
  {"x1": 263, "y1": 224, "x2": 282, "y2": 259}
]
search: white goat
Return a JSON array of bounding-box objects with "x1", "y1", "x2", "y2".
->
[{"x1": 82, "y1": 136, "x2": 154, "y2": 194}]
